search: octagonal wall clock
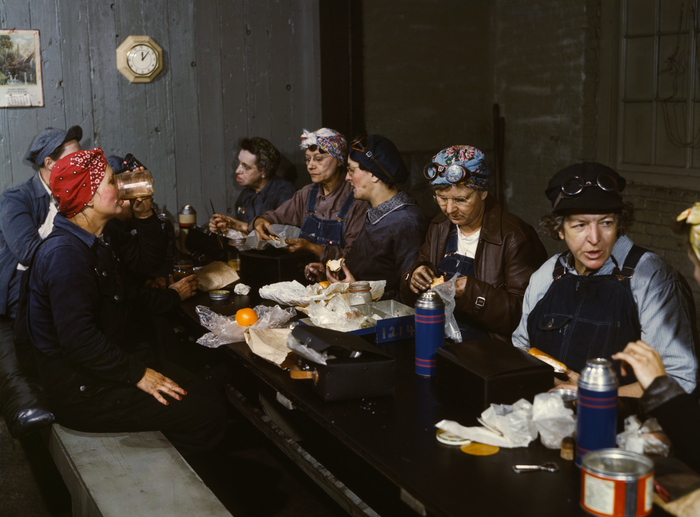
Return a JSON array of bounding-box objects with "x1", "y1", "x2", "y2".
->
[{"x1": 116, "y1": 35, "x2": 164, "y2": 83}]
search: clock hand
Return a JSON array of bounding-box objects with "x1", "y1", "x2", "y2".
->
[{"x1": 141, "y1": 51, "x2": 146, "y2": 61}]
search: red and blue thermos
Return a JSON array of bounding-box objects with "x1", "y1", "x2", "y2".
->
[
  {"x1": 414, "y1": 290, "x2": 445, "y2": 376},
  {"x1": 576, "y1": 358, "x2": 619, "y2": 466}
]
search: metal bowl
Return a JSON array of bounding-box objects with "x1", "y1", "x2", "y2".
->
[{"x1": 208, "y1": 289, "x2": 231, "y2": 301}]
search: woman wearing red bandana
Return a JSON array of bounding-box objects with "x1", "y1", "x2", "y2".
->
[{"x1": 26, "y1": 149, "x2": 226, "y2": 456}]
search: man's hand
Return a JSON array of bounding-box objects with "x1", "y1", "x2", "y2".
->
[
  {"x1": 410, "y1": 265, "x2": 435, "y2": 293},
  {"x1": 168, "y1": 274, "x2": 199, "y2": 301},
  {"x1": 131, "y1": 196, "x2": 154, "y2": 219},
  {"x1": 305, "y1": 262, "x2": 327, "y2": 283},
  {"x1": 612, "y1": 340, "x2": 667, "y2": 390},
  {"x1": 136, "y1": 368, "x2": 186, "y2": 406},
  {"x1": 327, "y1": 262, "x2": 355, "y2": 284}
]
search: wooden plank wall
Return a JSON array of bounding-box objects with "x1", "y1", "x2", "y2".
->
[{"x1": 0, "y1": 0, "x2": 321, "y2": 224}]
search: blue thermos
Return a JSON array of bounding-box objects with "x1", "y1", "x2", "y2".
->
[
  {"x1": 414, "y1": 290, "x2": 445, "y2": 376},
  {"x1": 576, "y1": 358, "x2": 619, "y2": 466}
]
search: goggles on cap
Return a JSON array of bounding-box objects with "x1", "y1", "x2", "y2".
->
[
  {"x1": 552, "y1": 174, "x2": 619, "y2": 210},
  {"x1": 423, "y1": 162, "x2": 487, "y2": 185},
  {"x1": 351, "y1": 137, "x2": 394, "y2": 185}
]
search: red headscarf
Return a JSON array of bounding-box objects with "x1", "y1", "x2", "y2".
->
[{"x1": 50, "y1": 149, "x2": 107, "y2": 218}]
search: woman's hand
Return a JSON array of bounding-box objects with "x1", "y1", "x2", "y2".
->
[
  {"x1": 168, "y1": 274, "x2": 199, "y2": 301},
  {"x1": 327, "y1": 262, "x2": 355, "y2": 284},
  {"x1": 612, "y1": 340, "x2": 667, "y2": 390},
  {"x1": 285, "y1": 238, "x2": 322, "y2": 257},
  {"x1": 254, "y1": 218, "x2": 273, "y2": 240},
  {"x1": 454, "y1": 276, "x2": 467, "y2": 297},
  {"x1": 410, "y1": 265, "x2": 435, "y2": 293},
  {"x1": 552, "y1": 369, "x2": 580, "y2": 391},
  {"x1": 209, "y1": 214, "x2": 232, "y2": 233},
  {"x1": 131, "y1": 196, "x2": 154, "y2": 219},
  {"x1": 305, "y1": 262, "x2": 326, "y2": 282},
  {"x1": 136, "y1": 368, "x2": 187, "y2": 406}
]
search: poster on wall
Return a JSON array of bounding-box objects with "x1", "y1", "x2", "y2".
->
[{"x1": 0, "y1": 29, "x2": 44, "y2": 108}]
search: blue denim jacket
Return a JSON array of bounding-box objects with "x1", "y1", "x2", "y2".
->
[
  {"x1": 28, "y1": 215, "x2": 145, "y2": 402},
  {"x1": 0, "y1": 174, "x2": 50, "y2": 317}
]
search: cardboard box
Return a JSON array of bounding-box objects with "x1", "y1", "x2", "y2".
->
[{"x1": 436, "y1": 339, "x2": 553, "y2": 411}]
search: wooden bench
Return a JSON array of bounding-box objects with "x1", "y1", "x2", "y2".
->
[{"x1": 45, "y1": 423, "x2": 232, "y2": 517}]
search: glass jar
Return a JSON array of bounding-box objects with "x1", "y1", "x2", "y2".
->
[
  {"x1": 227, "y1": 246, "x2": 241, "y2": 271},
  {"x1": 115, "y1": 170, "x2": 155, "y2": 199},
  {"x1": 348, "y1": 281, "x2": 372, "y2": 306},
  {"x1": 172, "y1": 259, "x2": 194, "y2": 281}
]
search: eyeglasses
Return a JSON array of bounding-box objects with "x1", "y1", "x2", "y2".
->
[
  {"x1": 553, "y1": 174, "x2": 619, "y2": 209},
  {"x1": 433, "y1": 189, "x2": 478, "y2": 208},
  {"x1": 423, "y1": 162, "x2": 487, "y2": 184},
  {"x1": 351, "y1": 137, "x2": 394, "y2": 185}
]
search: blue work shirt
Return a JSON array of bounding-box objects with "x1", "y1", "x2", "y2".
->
[{"x1": 235, "y1": 175, "x2": 296, "y2": 224}]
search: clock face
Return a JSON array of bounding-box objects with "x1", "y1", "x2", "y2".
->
[{"x1": 127, "y1": 45, "x2": 157, "y2": 75}]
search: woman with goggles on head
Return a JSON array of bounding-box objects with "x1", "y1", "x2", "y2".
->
[
  {"x1": 512, "y1": 162, "x2": 698, "y2": 398},
  {"x1": 400, "y1": 145, "x2": 547, "y2": 342},
  {"x1": 252, "y1": 128, "x2": 368, "y2": 263}
]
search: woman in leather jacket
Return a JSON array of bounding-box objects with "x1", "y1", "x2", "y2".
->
[{"x1": 400, "y1": 145, "x2": 547, "y2": 342}]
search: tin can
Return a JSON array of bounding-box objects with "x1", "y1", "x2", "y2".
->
[
  {"x1": 576, "y1": 358, "x2": 618, "y2": 466},
  {"x1": 414, "y1": 290, "x2": 445, "y2": 376},
  {"x1": 581, "y1": 449, "x2": 654, "y2": 517},
  {"x1": 178, "y1": 205, "x2": 197, "y2": 254}
]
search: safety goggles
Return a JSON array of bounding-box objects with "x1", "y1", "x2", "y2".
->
[
  {"x1": 351, "y1": 137, "x2": 394, "y2": 185},
  {"x1": 552, "y1": 174, "x2": 619, "y2": 210},
  {"x1": 423, "y1": 162, "x2": 487, "y2": 184}
]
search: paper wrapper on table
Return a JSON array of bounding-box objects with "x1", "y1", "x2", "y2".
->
[
  {"x1": 532, "y1": 392, "x2": 576, "y2": 449},
  {"x1": 195, "y1": 261, "x2": 239, "y2": 291},
  {"x1": 436, "y1": 339, "x2": 552, "y2": 411},
  {"x1": 244, "y1": 328, "x2": 293, "y2": 367},
  {"x1": 259, "y1": 279, "x2": 386, "y2": 307},
  {"x1": 288, "y1": 325, "x2": 394, "y2": 402},
  {"x1": 435, "y1": 400, "x2": 537, "y2": 448}
]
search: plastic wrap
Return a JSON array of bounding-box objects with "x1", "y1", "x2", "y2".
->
[
  {"x1": 195, "y1": 304, "x2": 296, "y2": 348},
  {"x1": 532, "y1": 392, "x2": 576, "y2": 449},
  {"x1": 432, "y1": 273, "x2": 462, "y2": 342}
]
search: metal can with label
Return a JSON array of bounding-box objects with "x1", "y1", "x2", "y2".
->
[
  {"x1": 581, "y1": 449, "x2": 654, "y2": 517},
  {"x1": 576, "y1": 358, "x2": 619, "y2": 466},
  {"x1": 414, "y1": 290, "x2": 445, "y2": 376},
  {"x1": 178, "y1": 205, "x2": 197, "y2": 254}
]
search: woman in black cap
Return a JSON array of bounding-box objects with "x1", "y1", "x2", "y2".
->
[
  {"x1": 305, "y1": 135, "x2": 428, "y2": 300},
  {"x1": 512, "y1": 162, "x2": 698, "y2": 397}
]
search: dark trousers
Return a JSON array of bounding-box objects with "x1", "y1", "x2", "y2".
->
[{"x1": 51, "y1": 362, "x2": 227, "y2": 457}]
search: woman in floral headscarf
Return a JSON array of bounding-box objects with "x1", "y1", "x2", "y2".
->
[
  {"x1": 400, "y1": 145, "x2": 547, "y2": 342},
  {"x1": 26, "y1": 149, "x2": 226, "y2": 456},
  {"x1": 252, "y1": 128, "x2": 368, "y2": 262}
]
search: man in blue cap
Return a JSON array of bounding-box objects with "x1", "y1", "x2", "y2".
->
[
  {"x1": 0, "y1": 126, "x2": 82, "y2": 318},
  {"x1": 305, "y1": 134, "x2": 428, "y2": 300}
]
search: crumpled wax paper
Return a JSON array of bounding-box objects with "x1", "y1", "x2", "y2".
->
[
  {"x1": 307, "y1": 295, "x2": 372, "y2": 332},
  {"x1": 259, "y1": 279, "x2": 386, "y2": 307},
  {"x1": 617, "y1": 415, "x2": 671, "y2": 456},
  {"x1": 238, "y1": 224, "x2": 300, "y2": 251},
  {"x1": 532, "y1": 392, "x2": 576, "y2": 449},
  {"x1": 436, "y1": 399, "x2": 538, "y2": 448},
  {"x1": 244, "y1": 328, "x2": 293, "y2": 367},
  {"x1": 195, "y1": 304, "x2": 296, "y2": 348}
]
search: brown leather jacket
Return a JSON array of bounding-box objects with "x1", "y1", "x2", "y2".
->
[{"x1": 400, "y1": 197, "x2": 548, "y2": 342}]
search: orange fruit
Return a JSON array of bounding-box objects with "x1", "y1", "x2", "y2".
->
[
  {"x1": 235, "y1": 308, "x2": 258, "y2": 327},
  {"x1": 318, "y1": 281, "x2": 330, "y2": 289}
]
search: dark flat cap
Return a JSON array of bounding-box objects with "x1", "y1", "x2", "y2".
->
[
  {"x1": 25, "y1": 125, "x2": 83, "y2": 166},
  {"x1": 545, "y1": 162, "x2": 626, "y2": 214},
  {"x1": 349, "y1": 134, "x2": 408, "y2": 186}
]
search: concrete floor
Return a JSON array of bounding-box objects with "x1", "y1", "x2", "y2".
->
[{"x1": 0, "y1": 414, "x2": 348, "y2": 517}]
